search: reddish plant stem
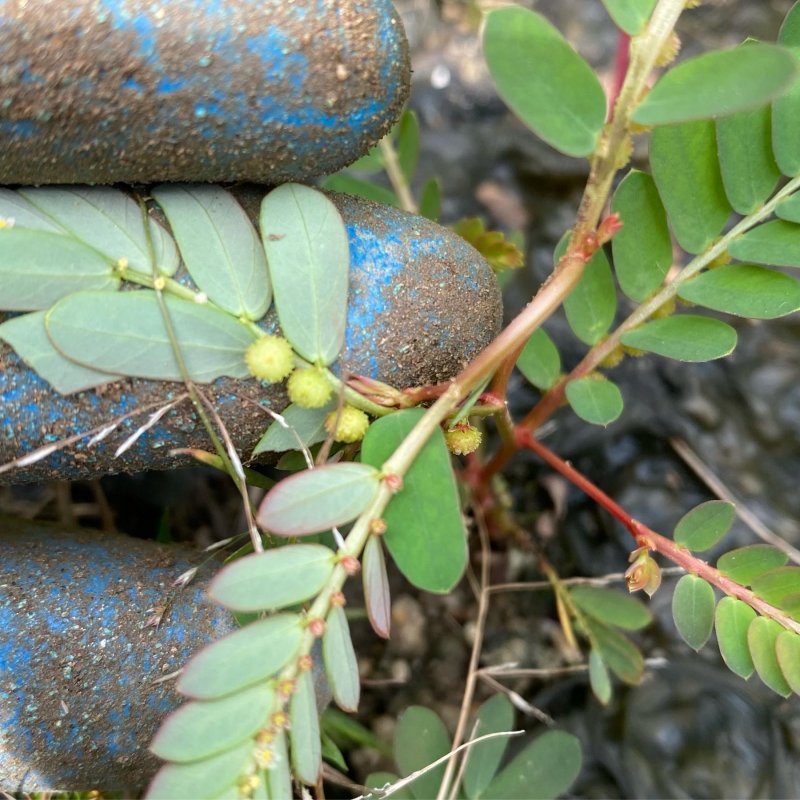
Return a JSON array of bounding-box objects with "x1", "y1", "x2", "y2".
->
[
  {"x1": 609, "y1": 33, "x2": 632, "y2": 117},
  {"x1": 517, "y1": 430, "x2": 800, "y2": 635}
]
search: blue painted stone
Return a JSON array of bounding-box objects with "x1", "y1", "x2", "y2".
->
[
  {"x1": 0, "y1": 0, "x2": 410, "y2": 184},
  {"x1": 0, "y1": 517, "x2": 234, "y2": 791},
  {"x1": 0, "y1": 193, "x2": 501, "y2": 484}
]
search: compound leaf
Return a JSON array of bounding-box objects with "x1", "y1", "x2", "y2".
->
[
  {"x1": 463, "y1": 694, "x2": 515, "y2": 800},
  {"x1": 729, "y1": 220, "x2": 800, "y2": 267},
  {"x1": 673, "y1": 500, "x2": 736, "y2": 551},
  {"x1": 363, "y1": 535, "x2": 391, "y2": 639},
  {"x1": 152, "y1": 185, "x2": 271, "y2": 320},
  {"x1": 257, "y1": 463, "x2": 380, "y2": 537},
  {"x1": 0, "y1": 311, "x2": 119, "y2": 394},
  {"x1": 773, "y1": 2, "x2": 800, "y2": 176},
  {"x1": 716, "y1": 106, "x2": 782, "y2": 214},
  {"x1": 672, "y1": 574, "x2": 715, "y2": 651},
  {"x1": 397, "y1": 110, "x2": 420, "y2": 182},
  {"x1": 0, "y1": 188, "x2": 63, "y2": 232},
  {"x1": 748, "y1": 616, "x2": 792, "y2": 697},
  {"x1": 323, "y1": 606, "x2": 360, "y2": 713},
  {"x1": 483, "y1": 7, "x2": 606, "y2": 157},
  {"x1": 776, "y1": 630, "x2": 800, "y2": 694},
  {"x1": 18, "y1": 186, "x2": 179, "y2": 276},
  {"x1": 260, "y1": 184, "x2": 349, "y2": 365},
  {"x1": 750, "y1": 567, "x2": 800, "y2": 608},
  {"x1": 482, "y1": 730, "x2": 582, "y2": 800},
  {"x1": 394, "y1": 706, "x2": 451, "y2": 800},
  {"x1": 584, "y1": 618, "x2": 644, "y2": 684},
  {"x1": 715, "y1": 597, "x2": 756, "y2": 679},
  {"x1": 678, "y1": 264, "x2": 800, "y2": 319},
  {"x1": 419, "y1": 178, "x2": 441, "y2": 221},
  {"x1": 361, "y1": 409, "x2": 467, "y2": 593},
  {"x1": 252, "y1": 401, "x2": 336, "y2": 456},
  {"x1": 570, "y1": 585, "x2": 653, "y2": 630},
  {"x1": 632, "y1": 44, "x2": 799, "y2": 126},
  {"x1": 266, "y1": 732, "x2": 293, "y2": 799},
  {"x1": 290, "y1": 668, "x2": 322, "y2": 785},
  {"x1": 321, "y1": 174, "x2": 399, "y2": 208},
  {"x1": 620, "y1": 315, "x2": 737, "y2": 362},
  {"x1": 151, "y1": 683, "x2": 273, "y2": 763},
  {"x1": 650, "y1": 121, "x2": 732, "y2": 254},
  {"x1": 516, "y1": 328, "x2": 561, "y2": 391},
  {"x1": 208, "y1": 544, "x2": 335, "y2": 612},
  {"x1": 557, "y1": 235, "x2": 616, "y2": 345},
  {"x1": 600, "y1": 0, "x2": 656, "y2": 34},
  {"x1": 177, "y1": 614, "x2": 302, "y2": 699},
  {"x1": 610, "y1": 170, "x2": 672, "y2": 301},
  {"x1": 0, "y1": 228, "x2": 119, "y2": 310},
  {"x1": 776, "y1": 192, "x2": 800, "y2": 222},
  {"x1": 565, "y1": 375, "x2": 623, "y2": 426},
  {"x1": 589, "y1": 649, "x2": 612, "y2": 705},
  {"x1": 145, "y1": 741, "x2": 253, "y2": 800},
  {"x1": 717, "y1": 544, "x2": 789, "y2": 585},
  {"x1": 45, "y1": 290, "x2": 255, "y2": 382}
]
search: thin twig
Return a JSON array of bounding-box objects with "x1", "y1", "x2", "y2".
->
[
  {"x1": 0, "y1": 393, "x2": 189, "y2": 476},
  {"x1": 437, "y1": 505, "x2": 492, "y2": 800},
  {"x1": 353, "y1": 730, "x2": 524, "y2": 800},
  {"x1": 477, "y1": 674, "x2": 554, "y2": 725},
  {"x1": 521, "y1": 432, "x2": 800, "y2": 635},
  {"x1": 196, "y1": 391, "x2": 263, "y2": 553},
  {"x1": 488, "y1": 567, "x2": 685, "y2": 594}
]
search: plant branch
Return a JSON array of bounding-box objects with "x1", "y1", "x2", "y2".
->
[
  {"x1": 437, "y1": 502, "x2": 493, "y2": 800},
  {"x1": 517, "y1": 173, "x2": 800, "y2": 435},
  {"x1": 518, "y1": 430, "x2": 800, "y2": 635}
]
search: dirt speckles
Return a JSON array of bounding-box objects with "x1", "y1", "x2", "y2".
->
[{"x1": 0, "y1": 0, "x2": 410, "y2": 184}]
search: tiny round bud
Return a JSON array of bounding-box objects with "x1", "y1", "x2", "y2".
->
[
  {"x1": 383, "y1": 473, "x2": 403, "y2": 493},
  {"x1": 340, "y1": 555, "x2": 361, "y2": 576},
  {"x1": 330, "y1": 591, "x2": 346, "y2": 608},
  {"x1": 154, "y1": 276, "x2": 166, "y2": 290},
  {"x1": 287, "y1": 366, "x2": 333, "y2": 408},
  {"x1": 254, "y1": 747, "x2": 275, "y2": 769},
  {"x1": 255, "y1": 728, "x2": 276, "y2": 747},
  {"x1": 655, "y1": 32, "x2": 681, "y2": 67},
  {"x1": 445, "y1": 423, "x2": 482, "y2": 456},
  {"x1": 276, "y1": 678, "x2": 296, "y2": 698},
  {"x1": 324, "y1": 404, "x2": 370, "y2": 443},
  {"x1": 116, "y1": 257, "x2": 129, "y2": 270},
  {"x1": 599, "y1": 346, "x2": 625, "y2": 369},
  {"x1": 298, "y1": 654, "x2": 314, "y2": 672},
  {"x1": 308, "y1": 617, "x2": 326, "y2": 637},
  {"x1": 369, "y1": 517, "x2": 387, "y2": 536},
  {"x1": 271, "y1": 710, "x2": 289, "y2": 729},
  {"x1": 245, "y1": 335, "x2": 294, "y2": 383}
]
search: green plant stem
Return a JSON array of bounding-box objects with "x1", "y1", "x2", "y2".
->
[
  {"x1": 118, "y1": 266, "x2": 266, "y2": 338},
  {"x1": 228, "y1": 0, "x2": 693, "y2": 782},
  {"x1": 478, "y1": 0, "x2": 686, "y2": 404},
  {"x1": 519, "y1": 431, "x2": 800, "y2": 635},
  {"x1": 138, "y1": 202, "x2": 264, "y2": 553},
  {"x1": 379, "y1": 138, "x2": 418, "y2": 214},
  {"x1": 515, "y1": 173, "x2": 800, "y2": 437}
]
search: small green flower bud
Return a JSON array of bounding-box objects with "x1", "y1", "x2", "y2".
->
[
  {"x1": 287, "y1": 366, "x2": 333, "y2": 408},
  {"x1": 245, "y1": 335, "x2": 294, "y2": 383},
  {"x1": 444, "y1": 423, "x2": 482, "y2": 456},
  {"x1": 325, "y1": 404, "x2": 370, "y2": 443}
]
